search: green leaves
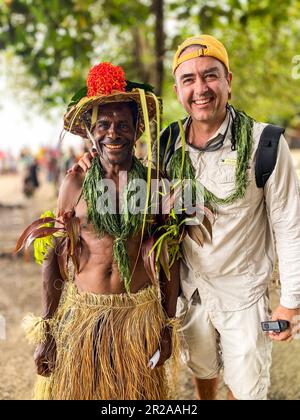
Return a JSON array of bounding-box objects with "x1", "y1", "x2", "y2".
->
[
  {"x1": 1, "y1": 0, "x2": 299, "y2": 123},
  {"x1": 14, "y1": 213, "x2": 58, "y2": 254},
  {"x1": 125, "y1": 80, "x2": 154, "y2": 93},
  {"x1": 67, "y1": 86, "x2": 87, "y2": 110},
  {"x1": 15, "y1": 209, "x2": 81, "y2": 279},
  {"x1": 82, "y1": 156, "x2": 148, "y2": 293}
]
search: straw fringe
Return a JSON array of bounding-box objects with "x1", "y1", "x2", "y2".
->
[
  {"x1": 33, "y1": 376, "x2": 51, "y2": 400},
  {"x1": 22, "y1": 314, "x2": 51, "y2": 345},
  {"x1": 29, "y1": 282, "x2": 179, "y2": 400}
]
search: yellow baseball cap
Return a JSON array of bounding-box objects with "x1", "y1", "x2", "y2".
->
[{"x1": 172, "y1": 34, "x2": 229, "y2": 74}]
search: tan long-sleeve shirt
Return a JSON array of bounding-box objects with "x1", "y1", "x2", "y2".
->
[{"x1": 165, "y1": 111, "x2": 300, "y2": 311}]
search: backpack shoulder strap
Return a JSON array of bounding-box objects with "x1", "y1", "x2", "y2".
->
[
  {"x1": 255, "y1": 124, "x2": 285, "y2": 188},
  {"x1": 159, "y1": 118, "x2": 188, "y2": 172}
]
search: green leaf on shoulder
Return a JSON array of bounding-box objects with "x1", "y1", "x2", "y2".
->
[{"x1": 67, "y1": 86, "x2": 87, "y2": 111}]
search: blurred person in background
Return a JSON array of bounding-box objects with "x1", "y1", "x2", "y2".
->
[{"x1": 20, "y1": 151, "x2": 39, "y2": 198}]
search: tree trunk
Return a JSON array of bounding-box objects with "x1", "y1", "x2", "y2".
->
[
  {"x1": 131, "y1": 27, "x2": 150, "y2": 84},
  {"x1": 153, "y1": 0, "x2": 164, "y2": 97}
]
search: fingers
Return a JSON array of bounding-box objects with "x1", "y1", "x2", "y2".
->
[
  {"x1": 291, "y1": 323, "x2": 300, "y2": 339},
  {"x1": 155, "y1": 339, "x2": 172, "y2": 368},
  {"x1": 269, "y1": 329, "x2": 292, "y2": 342},
  {"x1": 70, "y1": 158, "x2": 88, "y2": 173},
  {"x1": 36, "y1": 362, "x2": 52, "y2": 377},
  {"x1": 266, "y1": 316, "x2": 300, "y2": 342},
  {"x1": 81, "y1": 153, "x2": 92, "y2": 170},
  {"x1": 156, "y1": 358, "x2": 165, "y2": 367},
  {"x1": 67, "y1": 163, "x2": 81, "y2": 174},
  {"x1": 156, "y1": 352, "x2": 165, "y2": 367},
  {"x1": 68, "y1": 151, "x2": 97, "y2": 174},
  {"x1": 155, "y1": 349, "x2": 171, "y2": 367},
  {"x1": 34, "y1": 342, "x2": 56, "y2": 377},
  {"x1": 65, "y1": 151, "x2": 99, "y2": 174},
  {"x1": 77, "y1": 152, "x2": 96, "y2": 173},
  {"x1": 35, "y1": 354, "x2": 52, "y2": 376}
]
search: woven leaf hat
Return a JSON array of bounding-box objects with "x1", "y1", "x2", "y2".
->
[{"x1": 64, "y1": 62, "x2": 161, "y2": 140}]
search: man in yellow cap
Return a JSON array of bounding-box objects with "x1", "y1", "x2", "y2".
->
[
  {"x1": 72, "y1": 35, "x2": 300, "y2": 400},
  {"x1": 172, "y1": 34, "x2": 231, "y2": 141},
  {"x1": 169, "y1": 34, "x2": 300, "y2": 400}
]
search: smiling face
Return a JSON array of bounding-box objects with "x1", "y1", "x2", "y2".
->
[
  {"x1": 92, "y1": 102, "x2": 137, "y2": 166},
  {"x1": 174, "y1": 47, "x2": 232, "y2": 126}
]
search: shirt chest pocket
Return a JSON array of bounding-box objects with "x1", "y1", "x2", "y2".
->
[
  {"x1": 199, "y1": 164, "x2": 253, "y2": 214},
  {"x1": 217, "y1": 165, "x2": 254, "y2": 210},
  {"x1": 215, "y1": 161, "x2": 237, "y2": 197},
  {"x1": 218, "y1": 164, "x2": 236, "y2": 186},
  {"x1": 198, "y1": 168, "x2": 237, "y2": 214}
]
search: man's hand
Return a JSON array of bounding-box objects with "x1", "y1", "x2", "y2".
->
[
  {"x1": 68, "y1": 150, "x2": 98, "y2": 174},
  {"x1": 34, "y1": 335, "x2": 57, "y2": 376},
  {"x1": 156, "y1": 327, "x2": 172, "y2": 367},
  {"x1": 269, "y1": 305, "x2": 300, "y2": 342}
]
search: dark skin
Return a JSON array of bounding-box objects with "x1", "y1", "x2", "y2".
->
[{"x1": 35, "y1": 102, "x2": 180, "y2": 376}]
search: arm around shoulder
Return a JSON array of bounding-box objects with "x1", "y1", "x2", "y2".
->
[{"x1": 57, "y1": 171, "x2": 84, "y2": 214}]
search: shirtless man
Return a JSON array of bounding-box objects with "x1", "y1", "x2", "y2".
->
[{"x1": 19, "y1": 62, "x2": 180, "y2": 400}]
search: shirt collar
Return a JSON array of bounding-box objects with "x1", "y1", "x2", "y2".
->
[{"x1": 175, "y1": 108, "x2": 232, "y2": 152}]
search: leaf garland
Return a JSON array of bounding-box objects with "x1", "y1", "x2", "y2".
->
[
  {"x1": 149, "y1": 108, "x2": 254, "y2": 279},
  {"x1": 82, "y1": 156, "x2": 148, "y2": 293},
  {"x1": 168, "y1": 108, "x2": 254, "y2": 206}
]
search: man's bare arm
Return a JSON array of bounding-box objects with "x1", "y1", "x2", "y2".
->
[
  {"x1": 160, "y1": 260, "x2": 180, "y2": 319},
  {"x1": 33, "y1": 242, "x2": 63, "y2": 377},
  {"x1": 41, "y1": 246, "x2": 64, "y2": 319},
  {"x1": 35, "y1": 172, "x2": 83, "y2": 376},
  {"x1": 157, "y1": 260, "x2": 180, "y2": 366},
  {"x1": 41, "y1": 172, "x2": 83, "y2": 317}
]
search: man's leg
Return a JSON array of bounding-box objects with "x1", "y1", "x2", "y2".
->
[
  {"x1": 176, "y1": 292, "x2": 221, "y2": 400},
  {"x1": 227, "y1": 388, "x2": 236, "y2": 400},
  {"x1": 213, "y1": 294, "x2": 272, "y2": 400},
  {"x1": 193, "y1": 376, "x2": 219, "y2": 400}
]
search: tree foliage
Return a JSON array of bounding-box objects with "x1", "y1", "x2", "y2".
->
[
  {"x1": 1, "y1": 0, "x2": 300, "y2": 124},
  {"x1": 0, "y1": 0, "x2": 159, "y2": 106}
]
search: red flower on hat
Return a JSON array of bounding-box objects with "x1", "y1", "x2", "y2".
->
[{"x1": 86, "y1": 62, "x2": 127, "y2": 97}]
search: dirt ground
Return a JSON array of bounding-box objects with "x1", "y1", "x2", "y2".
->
[{"x1": 0, "y1": 172, "x2": 299, "y2": 400}]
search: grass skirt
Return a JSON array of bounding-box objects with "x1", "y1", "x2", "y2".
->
[{"x1": 25, "y1": 281, "x2": 179, "y2": 400}]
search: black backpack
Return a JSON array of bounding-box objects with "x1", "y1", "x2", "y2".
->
[{"x1": 158, "y1": 119, "x2": 285, "y2": 188}]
